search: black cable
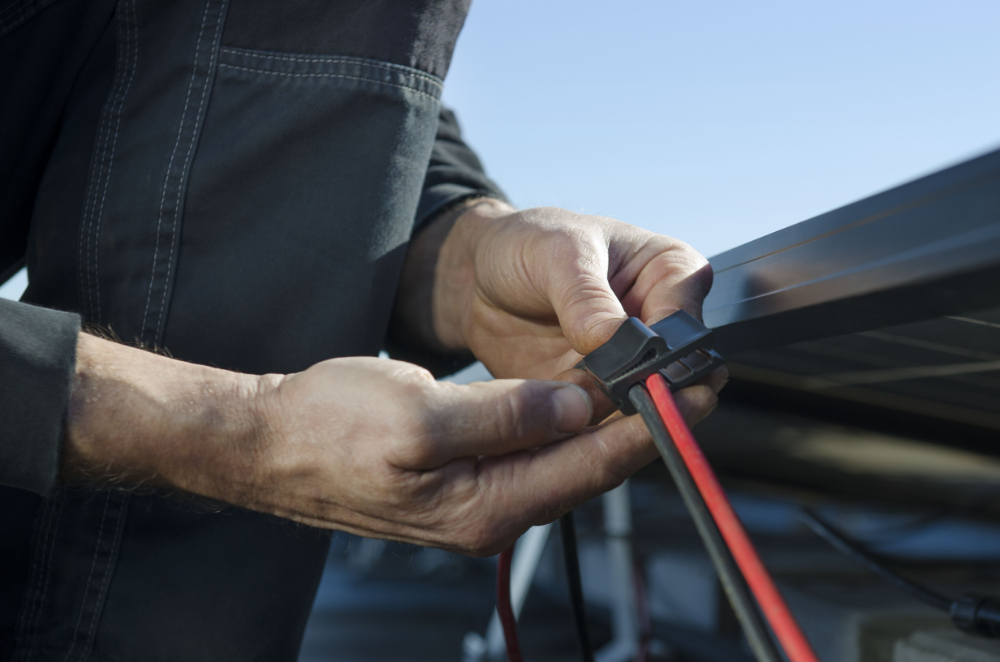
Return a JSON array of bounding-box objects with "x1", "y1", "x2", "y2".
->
[
  {"x1": 559, "y1": 511, "x2": 595, "y2": 662},
  {"x1": 629, "y1": 385, "x2": 783, "y2": 662},
  {"x1": 799, "y1": 508, "x2": 953, "y2": 612},
  {"x1": 800, "y1": 509, "x2": 1000, "y2": 637}
]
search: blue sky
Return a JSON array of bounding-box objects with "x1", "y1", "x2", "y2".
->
[
  {"x1": 443, "y1": 0, "x2": 1000, "y2": 259},
  {"x1": 3, "y1": 1, "x2": 998, "y2": 302}
]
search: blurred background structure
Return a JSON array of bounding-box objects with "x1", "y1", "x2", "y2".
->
[{"x1": 5, "y1": 2, "x2": 1000, "y2": 661}]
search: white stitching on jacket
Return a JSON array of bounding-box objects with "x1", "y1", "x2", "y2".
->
[
  {"x1": 78, "y1": 3, "x2": 124, "y2": 322},
  {"x1": 0, "y1": 0, "x2": 59, "y2": 38},
  {"x1": 77, "y1": 0, "x2": 139, "y2": 323},
  {"x1": 217, "y1": 62, "x2": 442, "y2": 101},
  {"x1": 89, "y1": 0, "x2": 140, "y2": 323},
  {"x1": 141, "y1": 0, "x2": 214, "y2": 343},
  {"x1": 154, "y1": 0, "x2": 226, "y2": 342},
  {"x1": 59, "y1": 492, "x2": 111, "y2": 662},
  {"x1": 218, "y1": 46, "x2": 443, "y2": 89},
  {"x1": 75, "y1": 494, "x2": 130, "y2": 662},
  {"x1": 15, "y1": 491, "x2": 63, "y2": 661}
]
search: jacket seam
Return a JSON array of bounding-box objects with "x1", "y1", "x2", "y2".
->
[
  {"x1": 73, "y1": 493, "x2": 129, "y2": 662},
  {"x1": 139, "y1": 0, "x2": 228, "y2": 346},
  {"x1": 59, "y1": 493, "x2": 111, "y2": 662},
  {"x1": 0, "y1": 0, "x2": 60, "y2": 39},
  {"x1": 155, "y1": 0, "x2": 228, "y2": 343},
  {"x1": 78, "y1": 0, "x2": 139, "y2": 325},
  {"x1": 217, "y1": 45, "x2": 443, "y2": 88},
  {"x1": 90, "y1": 0, "x2": 139, "y2": 326},
  {"x1": 216, "y1": 62, "x2": 442, "y2": 102},
  {"x1": 13, "y1": 490, "x2": 64, "y2": 661},
  {"x1": 140, "y1": 0, "x2": 214, "y2": 341}
]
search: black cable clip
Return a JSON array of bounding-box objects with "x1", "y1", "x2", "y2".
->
[{"x1": 580, "y1": 310, "x2": 725, "y2": 415}]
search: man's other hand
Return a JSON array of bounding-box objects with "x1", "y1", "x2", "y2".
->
[{"x1": 64, "y1": 336, "x2": 713, "y2": 555}]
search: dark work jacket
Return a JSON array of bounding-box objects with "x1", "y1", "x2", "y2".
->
[{"x1": 0, "y1": 0, "x2": 503, "y2": 659}]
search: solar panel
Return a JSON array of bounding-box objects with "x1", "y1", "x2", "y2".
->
[
  {"x1": 729, "y1": 307, "x2": 1000, "y2": 432},
  {"x1": 703, "y1": 147, "x2": 1000, "y2": 435}
]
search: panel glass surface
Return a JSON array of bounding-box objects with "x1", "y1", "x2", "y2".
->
[{"x1": 729, "y1": 306, "x2": 1000, "y2": 431}]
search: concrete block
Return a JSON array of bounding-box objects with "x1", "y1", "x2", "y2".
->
[
  {"x1": 894, "y1": 628, "x2": 1000, "y2": 662},
  {"x1": 779, "y1": 578, "x2": 949, "y2": 662}
]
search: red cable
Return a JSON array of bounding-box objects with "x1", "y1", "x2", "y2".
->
[
  {"x1": 645, "y1": 373, "x2": 820, "y2": 662},
  {"x1": 497, "y1": 544, "x2": 524, "y2": 662},
  {"x1": 633, "y1": 559, "x2": 652, "y2": 662}
]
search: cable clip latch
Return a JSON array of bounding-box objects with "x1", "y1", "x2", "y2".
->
[{"x1": 581, "y1": 310, "x2": 725, "y2": 415}]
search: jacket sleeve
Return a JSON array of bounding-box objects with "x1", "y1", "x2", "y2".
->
[
  {"x1": 384, "y1": 107, "x2": 507, "y2": 377},
  {"x1": 412, "y1": 106, "x2": 508, "y2": 231},
  {"x1": 0, "y1": 298, "x2": 80, "y2": 495}
]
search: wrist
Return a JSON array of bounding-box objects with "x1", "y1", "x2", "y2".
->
[
  {"x1": 432, "y1": 197, "x2": 515, "y2": 349},
  {"x1": 63, "y1": 333, "x2": 268, "y2": 500},
  {"x1": 391, "y1": 196, "x2": 514, "y2": 353}
]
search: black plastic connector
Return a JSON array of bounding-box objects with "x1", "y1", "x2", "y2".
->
[
  {"x1": 581, "y1": 310, "x2": 725, "y2": 415},
  {"x1": 952, "y1": 594, "x2": 1000, "y2": 637}
]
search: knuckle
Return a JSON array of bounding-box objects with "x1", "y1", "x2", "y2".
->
[
  {"x1": 493, "y1": 385, "x2": 552, "y2": 441},
  {"x1": 671, "y1": 236, "x2": 708, "y2": 262},
  {"x1": 535, "y1": 221, "x2": 599, "y2": 258},
  {"x1": 495, "y1": 389, "x2": 527, "y2": 439},
  {"x1": 396, "y1": 365, "x2": 437, "y2": 395},
  {"x1": 476, "y1": 387, "x2": 521, "y2": 444},
  {"x1": 647, "y1": 247, "x2": 703, "y2": 279}
]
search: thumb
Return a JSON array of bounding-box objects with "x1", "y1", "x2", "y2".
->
[
  {"x1": 417, "y1": 379, "x2": 594, "y2": 467},
  {"x1": 547, "y1": 247, "x2": 628, "y2": 355}
]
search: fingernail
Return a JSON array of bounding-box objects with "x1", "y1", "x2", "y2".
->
[{"x1": 552, "y1": 385, "x2": 593, "y2": 433}]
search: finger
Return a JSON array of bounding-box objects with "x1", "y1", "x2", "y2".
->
[
  {"x1": 697, "y1": 365, "x2": 730, "y2": 395},
  {"x1": 616, "y1": 239, "x2": 714, "y2": 325},
  {"x1": 539, "y1": 237, "x2": 628, "y2": 355},
  {"x1": 414, "y1": 379, "x2": 594, "y2": 468},
  {"x1": 552, "y1": 364, "x2": 724, "y2": 426},
  {"x1": 551, "y1": 367, "x2": 619, "y2": 424},
  {"x1": 475, "y1": 383, "x2": 719, "y2": 527},
  {"x1": 474, "y1": 412, "x2": 655, "y2": 531}
]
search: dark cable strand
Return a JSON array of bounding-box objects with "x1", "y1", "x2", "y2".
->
[
  {"x1": 559, "y1": 512, "x2": 595, "y2": 662},
  {"x1": 630, "y1": 385, "x2": 782, "y2": 662},
  {"x1": 799, "y1": 508, "x2": 953, "y2": 612}
]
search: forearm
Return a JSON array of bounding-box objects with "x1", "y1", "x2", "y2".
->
[
  {"x1": 63, "y1": 332, "x2": 267, "y2": 499},
  {"x1": 390, "y1": 197, "x2": 514, "y2": 354}
]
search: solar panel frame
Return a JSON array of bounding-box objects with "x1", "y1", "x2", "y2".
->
[{"x1": 705, "y1": 147, "x2": 1000, "y2": 356}]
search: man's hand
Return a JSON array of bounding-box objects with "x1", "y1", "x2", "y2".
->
[
  {"x1": 65, "y1": 201, "x2": 724, "y2": 554},
  {"x1": 392, "y1": 198, "x2": 725, "y2": 419},
  {"x1": 64, "y1": 333, "x2": 708, "y2": 555}
]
